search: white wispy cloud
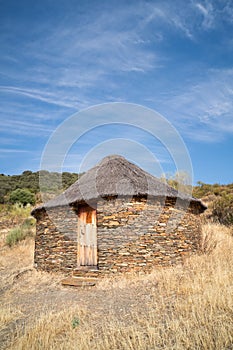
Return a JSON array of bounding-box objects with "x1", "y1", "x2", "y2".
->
[
  {"x1": 0, "y1": 148, "x2": 32, "y2": 154},
  {"x1": 0, "y1": 85, "x2": 81, "y2": 109},
  {"x1": 164, "y1": 69, "x2": 233, "y2": 141},
  {"x1": 0, "y1": 118, "x2": 54, "y2": 136},
  {"x1": 1, "y1": 0, "x2": 229, "y2": 111},
  {"x1": 139, "y1": 2, "x2": 194, "y2": 39},
  {"x1": 0, "y1": 0, "x2": 233, "y2": 149},
  {"x1": 0, "y1": 148, "x2": 35, "y2": 163},
  {"x1": 11, "y1": 4, "x2": 158, "y2": 93},
  {"x1": 0, "y1": 4, "x2": 160, "y2": 115},
  {"x1": 195, "y1": 1, "x2": 215, "y2": 29},
  {"x1": 141, "y1": 1, "x2": 215, "y2": 39},
  {"x1": 143, "y1": 0, "x2": 233, "y2": 39}
]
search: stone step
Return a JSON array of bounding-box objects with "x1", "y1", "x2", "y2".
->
[
  {"x1": 73, "y1": 266, "x2": 98, "y2": 271},
  {"x1": 72, "y1": 268, "x2": 101, "y2": 278},
  {"x1": 61, "y1": 277, "x2": 97, "y2": 287}
]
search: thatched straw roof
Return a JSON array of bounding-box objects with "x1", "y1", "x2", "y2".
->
[{"x1": 32, "y1": 155, "x2": 206, "y2": 214}]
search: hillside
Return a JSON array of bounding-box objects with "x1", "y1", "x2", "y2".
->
[
  {"x1": 193, "y1": 181, "x2": 233, "y2": 199},
  {"x1": 0, "y1": 171, "x2": 80, "y2": 204}
]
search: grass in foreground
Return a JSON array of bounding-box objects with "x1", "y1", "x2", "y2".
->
[
  {"x1": 1, "y1": 223, "x2": 233, "y2": 350},
  {"x1": 0, "y1": 306, "x2": 23, "y2": 328}
]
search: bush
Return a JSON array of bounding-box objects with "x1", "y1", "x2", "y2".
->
[
  {"x1": 6, "y1": 227, "x2": 26, "y2": 247},
  {"x1": 6, "y1": 218, "x2": 35, "y2": 247},
  {"x1": 8, "y1": 203, "x2": 32, "y2": 221},
  {"x1": 212, "y1": 194, "x2": 233, "y2": 226},
  {"x1": 9, "y1": 189, "x2": 35, "y2": 206}
]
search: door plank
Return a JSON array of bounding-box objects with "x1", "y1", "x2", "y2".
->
[{"x1": 77, "y1": 206, "x2": 97, "y2": 267}]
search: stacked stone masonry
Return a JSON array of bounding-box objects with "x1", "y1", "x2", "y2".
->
[
  {"x1": 96, "y1": 197, "x2": 201, "y2": 273},
  {"x1": 34, "y1": 196, "x2": 202, "y2": 274},
  {"x1": 34, "y1": 207, "x2": 78, "y2": 272}
]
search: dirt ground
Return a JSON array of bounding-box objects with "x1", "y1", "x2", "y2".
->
[
  {"x1": 0, "y1": 238, "x2": 158, "y2": 349},
  {"x1": 1, "y1": 223, "x2": 233, "y2": 350}
]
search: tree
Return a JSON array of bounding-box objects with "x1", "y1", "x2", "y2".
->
[{"x1": 9, "y1": 188, "x2": 35, "y2": 206}]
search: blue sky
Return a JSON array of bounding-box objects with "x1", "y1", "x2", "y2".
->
[{"x1": 0, "y1": 0, "x2": 233, "y2": 184}]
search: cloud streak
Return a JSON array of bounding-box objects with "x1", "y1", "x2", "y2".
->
[
  {"x1": 195, "y1": 1, "x2": 215, "y2": 29},
  {"x1": 0, "y1": 118, "x2": 54, "y2": 136},
  {"x1": 0, "y1": 85, "x2": 82, "y2": 109},
  {"x1": 163, "y1": 69, "x2": 233, "y2": 141},
  {"x1": 0, "y1": 0, "x2": 233, "y2": 180}
]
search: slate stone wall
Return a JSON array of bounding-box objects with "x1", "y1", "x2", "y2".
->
[
  {"x1": 34, "y1": 206, "x2": 78, "y2": 272},
  {"x1": 97, "y1": 196, "x2": 202, "y2": 273},
  {"x1": 33, "y1": 196, "x2": 202, "y2": 274}
]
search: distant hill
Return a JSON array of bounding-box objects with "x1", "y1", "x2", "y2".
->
[
  {"x1": 192, "y1": 181, "x2": 233, "y2": 199},
  {"x1": 0, "y1": 170, "x2": 81, "y2": 204}
]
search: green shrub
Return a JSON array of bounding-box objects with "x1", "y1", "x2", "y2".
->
[
  {"x1": 6, "y1": 218, "x2": 35, "y2": 247},
  {"x1": 6, "y1": 227, "x2": 26, "y2": 247},
  {"x1": 22, "y1": 217, "x2": 35, "y2": 228},
  {"x1": 212, "y1": 194, "x2": 233, "y2": 226},
  {"x1": 9, "y1": 188, "x2": 35, "y2": 206}
]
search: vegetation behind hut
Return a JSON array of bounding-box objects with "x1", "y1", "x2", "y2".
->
[
  {"x1": 0, "y1": 168, "x2": 232, "y2": 225},
  {"x1": 0, "y1": 170, "x2": 81, "y2": 204}
]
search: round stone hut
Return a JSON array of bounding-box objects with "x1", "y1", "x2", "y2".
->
[{"x1": 31, "y1": 155, "x2": 206, "y2": 275}]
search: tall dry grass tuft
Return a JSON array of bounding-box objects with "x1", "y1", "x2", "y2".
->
[
  {"x1": 8, "y1": 308, "x2": 86, "y2": 350},
  {"x1": 4, "y1": 223, "x2": 233, "y2": 350},
  {"x1": 200, "y1": 221, "x2": 231, "y2": 254},
  {"x1": 4, "y1": 203, "x2": 32, "y2": 223},
  {"x1": 0, "y1": 238, "x2": 34, "y2": 273},
  {"x1": 0, "y1": 306, "x2": 23, "y2": 328}
]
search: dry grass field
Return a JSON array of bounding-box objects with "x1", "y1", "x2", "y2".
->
[{"x1": 0, "y1": 222, "x2": 233, "y2": 349}]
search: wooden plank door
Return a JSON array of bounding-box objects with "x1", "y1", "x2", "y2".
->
[{"x1": 77, "y1": 206, "x2": 97, "y2": 267}]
